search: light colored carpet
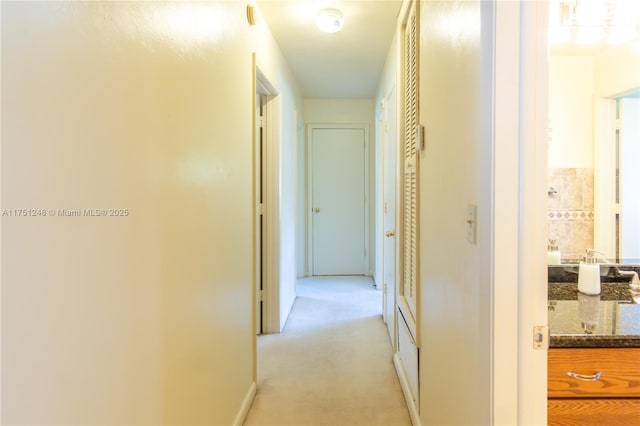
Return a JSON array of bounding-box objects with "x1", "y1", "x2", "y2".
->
[{"x1": 244, "y1": 276, "x2": 412, "y2": 426}]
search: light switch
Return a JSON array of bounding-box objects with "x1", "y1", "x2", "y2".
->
[{"x1": 466, "y1": 204, "x2": 477, "y2": 244}]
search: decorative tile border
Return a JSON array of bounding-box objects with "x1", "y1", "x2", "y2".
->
[{"x1": 548, "y1": 210, "x2": 594, "y2": 221}]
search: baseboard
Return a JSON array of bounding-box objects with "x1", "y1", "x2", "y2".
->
[
  {"x1": 394, "y1": 353, "x2": 421, "y2": 426},
  {"x1": 232, "y1": 381, "x2": 257, "y2": 426}
]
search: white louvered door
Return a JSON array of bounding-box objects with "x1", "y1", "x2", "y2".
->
[{"x1": 398, "y1": 1, "x2": 419, "y2": 340}]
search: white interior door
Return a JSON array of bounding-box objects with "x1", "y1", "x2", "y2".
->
[
  {"x1": 255, "y1": 93, "x2": 268, "y2": 334},
  {"x1": 394, "y1": 1, "x2": 420, "y2": 412},
  {"x1": 311, "y1": 126, "x2": 367, "y2": 276},
  {"x1": 383, "y1": 88, "x2": 397, "y2": 342}
]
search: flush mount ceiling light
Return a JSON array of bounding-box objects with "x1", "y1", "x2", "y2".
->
[{"x1": 316, "y1": 8, "x2": 344, "y2": 33}]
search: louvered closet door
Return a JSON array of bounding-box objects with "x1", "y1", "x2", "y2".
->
[{"x1": 399, "y1": 1, "x2": 419, "y2": 336}]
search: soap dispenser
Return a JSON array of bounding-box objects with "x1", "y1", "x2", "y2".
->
[
  {"x1": 578, "y1": 293, "x2": 600, "y2": 334},
  {"x1": 578, "y1": 249, "x2": 604, "y2": 295},
  {"x1": 547, "y1": 239, "x2": 561, "y2": 265}
]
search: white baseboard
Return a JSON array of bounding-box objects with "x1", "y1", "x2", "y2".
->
[
  {"x1": 232, "y1": 381, "x2": 257, "y2": 426},
  {"x1": 394, "y1": 353, "x2": 421, "y2": 426}
]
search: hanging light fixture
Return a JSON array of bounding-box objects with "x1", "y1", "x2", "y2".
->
[{"x1": 316, "y1": 8, "x2": 344, "y2": 33}]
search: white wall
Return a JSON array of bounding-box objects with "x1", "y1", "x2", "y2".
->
[
  {"x1": 594, "y1": 40, "x2": 640, "y2": 98},
  {"x1": 1, "y1": 1, "x2": 301, "y2": 424},
  {"x1": 303, "y1": 99, "x2": 376, "y2": 125},
  {"x1": 296, "y1": 119, "x2": 307, "y2": 278},
  {"x1": 302, "y1": 99, "x2": 376, "y2": 276},
  {"x1": 549, "y1": 42, "x2": 640, "y2": 169},
  {"x1": 548, "y1": 56, "x2": 595, "y2": 169},
  {"x1": 417, "y1": 2, "x2": 494, "y2": 424},
  {"x1": 254, "y1": 12, "x2": 304, "y2": 332},
  {"x1": 277, "y1": 100, "x2": 300, "y2": 330}
]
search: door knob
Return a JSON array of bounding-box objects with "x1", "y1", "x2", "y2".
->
[
  {"x1": 314, "y1": 208, "x2": 320, "y2": 213},
  {"x1": 386, "y1": 231, "x2": 395, "y2": 238}
]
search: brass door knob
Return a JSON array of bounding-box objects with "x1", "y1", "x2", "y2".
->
[
  {"x1": 385, "y1": 231, "x2": 395, "y2": 238},
  {"x1": 314, "y1": 208, "x2": 320, "y2": 213}
]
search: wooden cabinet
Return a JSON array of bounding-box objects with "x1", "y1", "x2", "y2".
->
[{"x1": 548, "y1": 348, "x2": 640, "y2": 426}]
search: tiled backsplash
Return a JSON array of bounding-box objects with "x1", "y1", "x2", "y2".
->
[{"x1": 548, "y1": 168, "x2": 594, "y2": 262}]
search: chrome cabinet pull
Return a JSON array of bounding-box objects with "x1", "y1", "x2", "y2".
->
[{"x1": 567, "y1": 371, "x2": 602, "y2": 381}]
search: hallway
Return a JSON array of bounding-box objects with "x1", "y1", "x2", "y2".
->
[{"x1": 244, "y1": 276, "x2": 411, "y2": 425}]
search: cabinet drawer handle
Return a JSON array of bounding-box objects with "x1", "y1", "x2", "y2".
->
[{"x1": 567, "y1": 371, "x2": 602, "y2": 381}]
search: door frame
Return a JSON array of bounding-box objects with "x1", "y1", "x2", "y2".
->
[
  {"x1": 382, "y1": 87, "x2": 398, "y2": 346},
  {"x1": 594, "y1": 98, "x2": 617, "y2": 258},
  {"x1": 252, "y1": 59, "x2": 282, "y2": 336},
  {"x1": 498, "y1": 1, "x2": 549, "y2": 424},
  {"x1": 595, "y1": 92, "x2": 640, "y2": 261},
  {"x1": 255, "y1": 91, "x2": 265, "y2": 335},
  {"x1": 307, "y1": 124, "x2": 370, "y2": 276},
  {"x1": 617, "y1": 96, "x2": 640, "y2": 260}
]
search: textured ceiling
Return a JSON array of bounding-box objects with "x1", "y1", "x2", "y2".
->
[{"x1": 256, "y1": 1, "x2": 402, "y2": 98}]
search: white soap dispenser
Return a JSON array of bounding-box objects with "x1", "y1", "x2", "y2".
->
[
  {"x1": 578, "y1": 249, "x2": 604, "y2": 295},
  {"x1": 547, "y1": 239, "x2": 561, "y2": 265},
  {"x1": 577, "y1": 293, "x2": 600, "y2": 334}
]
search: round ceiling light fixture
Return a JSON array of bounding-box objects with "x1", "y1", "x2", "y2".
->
[{"x1": 316, "y1": 8, "x2": 344, "y2": 33}]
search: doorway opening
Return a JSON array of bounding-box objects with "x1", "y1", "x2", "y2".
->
[
  {"x1": 594, "y1": 92, "x2": 640, "y2": 262},
  {"x1": 255, "y1": 66, "x2": 277, "y2": 335},
  {"x1": 548, "y1": 1, "x2": 640, "y2": 263}
]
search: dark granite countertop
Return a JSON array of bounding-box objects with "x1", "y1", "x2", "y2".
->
[
  {"x1": 549, "y1": 282, "x2": 640, "y2": 348},
  {"x1": 548, "y1": 264, "x2": 639, "y2": 283}
]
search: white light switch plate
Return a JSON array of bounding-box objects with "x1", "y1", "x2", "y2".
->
[{"x1": 466, "y1": 204, "x2": 477, "y2": 244}]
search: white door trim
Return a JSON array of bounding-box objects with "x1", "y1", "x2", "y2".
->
[
  {"x1": 492, "y1": 1, "x2": 549, "y2": 424},
  {"x1": 254, "y1": 61, "x2": 283, "y2": 335},
  {"x1": 307, "y1": 124, "x2": 370, "y2": 276},
  {"x1": 375, "y1": 104, "x2": 384, "y2": 288},
  {"x1": 594, "y1": 98, "x2": 617, "y2": 258},
  {"x1": 491, "y1": 2, "x2": 521, "y2": 423},
  {"x1": 382, "y1": 86, "x2": 398, "y2": 346}
]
